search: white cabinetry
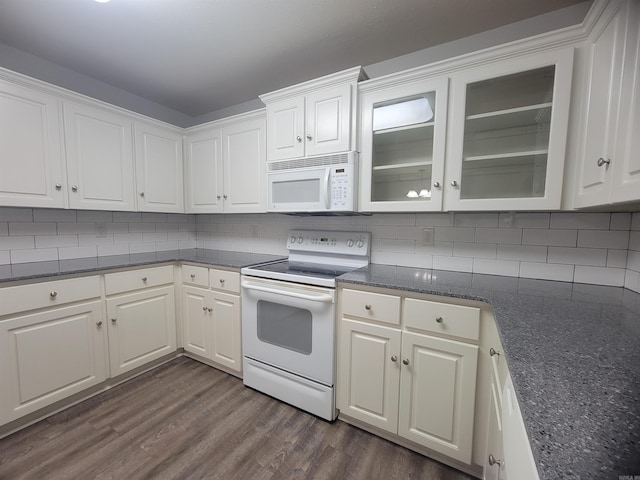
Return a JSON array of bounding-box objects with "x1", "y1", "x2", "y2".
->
[
  {"x1": 573, "y1": 0, "x2": 640, "y2": 207},
  {"x1": 184, "y1": 111, "x2": 266, "y2": 214},
  {"x1": 337, "y1": 287, "x2": 479, "y2": 464},
  {"x1": 359, "y1": 76, "x2": 448, "y2": 211},
  {"x1": 105, "y1": 266, "x2": 176, "y2": 376},
  {"x1": 0, "y1": 276, "x2": 105, "y2": 425},
  {"x1": 63, "y1": 101, "x2": 136, "y2": 211},
  {"x1": 446, "y1": 48, "x2": 573, "y2": 211},
  {"x1": 260, "y1": 67, "x2": 362, "y2": 161},
  {"x1": 0, "y1": 80, "x2": 66, "y2": 208},
  {"x1": 181, "y1": 265, "x2": 242, "y2": 374},
  {"x1": 134, "y1": 121, "x2": 184, "y2": 213}
]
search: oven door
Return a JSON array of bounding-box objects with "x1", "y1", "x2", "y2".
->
[{"x1": 241, "y1": 276, "x2": 335, "y2": 386}]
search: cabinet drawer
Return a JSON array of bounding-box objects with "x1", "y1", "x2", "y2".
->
[
  {"x1": 105, "y1": 265, "x2": 174, "y2": 296},
  {"x1": 210, "y1": 269, "x2": 240, "y2": 293},
  {"x1": 0, "y1": 276, "x2": 101, "y2": 317},
  {"x1": 341, "y1": 289, "x2": 401, "y2": 325},
  {"x1": 181, "y1": 265, "x2": 209, "y2": 287},
  {"x1": 403, "y1": 298, "x2": 480, "y2": 341}
]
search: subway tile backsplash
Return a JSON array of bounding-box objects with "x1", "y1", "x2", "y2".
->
[{"x1": 1, "y1": 208, "x2": 639, "y2": 293}]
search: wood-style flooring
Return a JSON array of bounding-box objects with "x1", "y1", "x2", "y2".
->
[{"x1": 0, "y1": 357, "x2": 474, "y2": 480}]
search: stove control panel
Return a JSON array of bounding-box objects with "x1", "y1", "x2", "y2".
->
[{"x1": 287, "y1": 230, "x2": 371, "y2": 256}]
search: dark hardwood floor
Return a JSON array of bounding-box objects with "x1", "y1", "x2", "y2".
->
[{"x1": 0, "y1": 357, "x2": 474, "y2": 480}]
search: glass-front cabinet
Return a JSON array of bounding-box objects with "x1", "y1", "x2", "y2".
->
[
  {"x1": 445, "y1": 48, "x2": 574, "y2": 210},
  {"x1": 359, "y1": 77, "x2": 448, "y2": 211}
]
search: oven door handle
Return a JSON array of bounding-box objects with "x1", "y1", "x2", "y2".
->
[{"x1": 241, "y1": 281, "x2": 334, "y2": 303}]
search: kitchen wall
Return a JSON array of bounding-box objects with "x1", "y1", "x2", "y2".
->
[{"x1": 2, "y1": 206, "x2": 638, "y2": 293}]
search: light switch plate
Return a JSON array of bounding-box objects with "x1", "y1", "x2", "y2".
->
[{"x1": 422, "y1": 227, "x2": 435, "y2": 246}]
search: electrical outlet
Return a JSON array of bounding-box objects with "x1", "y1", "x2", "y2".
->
[
  {"x1": 95, "y1": 222, "x2": 107, "y2": 238},
  {"x1": 422, "y1": 227, "x2": 435, "y2": 246}
]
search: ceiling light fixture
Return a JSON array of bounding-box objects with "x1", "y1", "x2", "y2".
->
[{"x1": 95, "y1": 0, "x2": 111, "y2": 3}]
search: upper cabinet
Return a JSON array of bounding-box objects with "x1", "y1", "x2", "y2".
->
[
  {"x1": 184, "y1": 110, "x2": 266, "y2": 214},
  {"x1": 573, "y1": 0, "x2": 640, "y2": 208},
  {"x1": 0, "y1": 80, "x2": 66, "y2": 208},
  {"x1": 134, "y1": 121, "x2": 184, "y2": 213},
  {"x1": 260, "y1": 67, "x2": 364, "y2": 161},
  {"x1": 63, "y1": 101, "x2": 136, "y2": 211},
  {"x1": 359, "y1": 76, "x2": 448, "y2": 211},
  {"x1": 445, "y1": 48, "x2": 574, "y2": 211}
]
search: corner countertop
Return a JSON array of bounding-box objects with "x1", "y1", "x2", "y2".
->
[
  {"x1": 338, "y1": 264, "x2": 640, "y2": 480},
  {"x1": 2, "y1": 254, "x2": 638, "y2": 479},
  {"x1": 0, "y1": 249, "x2": 285, "y2": 284}
]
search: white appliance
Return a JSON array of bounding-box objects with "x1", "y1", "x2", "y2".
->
[
  {"x1": 241, "y1": 229, "x2": 371, "y2": 420},
  {"x1": 266, "y1": 152, "x2": 357, "y2": 213}
]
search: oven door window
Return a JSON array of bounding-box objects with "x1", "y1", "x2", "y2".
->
[{"x1": 257, "y1": 300, "x2": 312, "y2": 355}]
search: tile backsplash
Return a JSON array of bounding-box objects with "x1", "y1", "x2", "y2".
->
[{"x1": 1, "y1": 207, "x2": 639, "y2": 293}]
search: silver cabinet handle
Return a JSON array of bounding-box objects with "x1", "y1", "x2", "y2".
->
[
  {"x1": 55, "y1": 183, "x2": 62, "y2": 190},
  {"x1": 139, "y1": 192, "x2": 145, "y2": 197},
  {"x1": 207, "y1": 307, "x2": 213, "y2": 313},
  {"x1": 488, "y1": 454, "x2": 503, "y2": 467},
  {"x1": 364, "y1": 304, "x2": 372, "y2": 311},
  {"x1": 72, "y1": 185, "x2": 78, "y2": 192},
  {"x1": 306, "y1": 133, "x2": 312, "y2": 140},
  {"x1": 490, "y1": 347, "x2": 500, "y2": 357},
  {"x1": 391, "y1": 355, "x2": 398, "y2": 363},
  {"x1": 223, "y1": 194, "x2": 228, "y2": 200},
  {"x1": 435, "y1": 316, "x2": 443, "y2": 323},
  {"x1": 111, "y1": 317, "x2": 117, "y2": 323},
  {"x1": 219, "y1": 278, "x2": 225, "y2": 284},
  {"x1": 296, "y1": 136, "x2": 302, "y2": 142},
  {"x1": 433, "y1": 182, "x2": 440, "y2": 188},
  {"x1": 597, "y1": 157, "x2": 611, "y2": 167},
  {"x1": 217, "y1": 195, "x2": 221, "y2": 200},
  {"x1": 202, "y1": 306, "x2": 207, "y2": 312},
  {"x1": 451, "y1": 180, "x2": 458, "y2": 187},
  {"x1": 96, "y1": 320, "x2": 103, "y2": 327},
  {"x1": 190, "y1": 273, "x2": 196, "y2": 279},
  {"x1": 402, "y1": 359, "x2": 410, "y2": 366},
  {"x1": 142, "y1": 277, "x2": 148, "y2": 282},
  {"x1": 50, "y1": 291, "x2": 57, "y2": 298}
]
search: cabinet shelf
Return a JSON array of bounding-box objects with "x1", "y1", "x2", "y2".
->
[
  {"x1": 465, "y1": 103, "x2": 552, "y2": 134},
  {"x1": 374, "y1": 121, "x2": 434, "y2": 136},
  {"x1": 464, "y1": 149, "x2": 548, "y2": 163},
  {"x1": 373, "y1": 161, "x2": 432, "y2": 171}
]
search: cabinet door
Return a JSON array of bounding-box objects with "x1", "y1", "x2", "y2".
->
[
  {"x1": 398, "y1": 331, "x2": 478, "y2": 463},
  {"x1": 0, "y1": 301, "x2": 106, "y2": 424},
  {"x1": 359, "y1": 77, "x2": 448, "y2": 212},
  {"x1": 63, "y1": 102, "x2": 135, "y2": 211},
  {"x1": 222, "y1": 116, "x2": 266, "y2": 213},
  {"x1": 574, "y1": 2, "x2": 628, "y2": 207},
  {"x1": 184, "y1": 127, "x2": 223, "y2": 213},
  {"x1": 209, "y1": 290, "x2": 241, "y2": 372},
  {"x1": 484, "y1": 379, "x2": 506, "y2": 480},
  {"x1": 106, "y1": 285, "x2": 176, "y2": 377},
  {"x1": 266, "y1": 96, "x2": 305, "y2": 161},
  {"x1": 611, "y1": 0, "x2": 640, "y2": 204},
  {"x1": 0, "y1": 81, "x2": 65, "y2": 208},
  {"x1": 134, "y1": 121, "x2": 184, "y2": 213},
  {"x1": 182, "y1": 285, "x2": 209, "y2": 357},
  {"x1": 446, "y1": 48, "x2": 573, "y2": 211},
  {"x1": 337, "y1": 318, "x2": 401, "y2": 433},
  {"x1": 305, "y1": 84, "x2": 351, "y2": 157}
]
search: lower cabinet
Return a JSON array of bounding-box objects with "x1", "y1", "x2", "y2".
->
[
  {"x1": 181, "y1": 266, "x2": 242, "y2": 374},
  {"x1": 0, "y1": 301, "x2": 106, "y2": 425},
  {"x1": 105, "y1": 285, "x2": 176, "y2": 377},
  {"x1": 337, "y1": 287, "x2": 479, "y2": 465}
]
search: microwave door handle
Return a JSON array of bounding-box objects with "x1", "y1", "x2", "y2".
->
[
  {"x1": 241, "y1": 280, "x2": 333, "y2": 303},
  {"x1": 324, "y1": 168, "x2": 331, "y2": 209}
]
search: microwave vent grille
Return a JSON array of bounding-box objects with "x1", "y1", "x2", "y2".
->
[{"x1": 268, "y1": 153, "x2": 350, "y2": 171}]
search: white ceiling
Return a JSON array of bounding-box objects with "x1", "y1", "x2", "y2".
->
[{"x1": 0, "y1": 0, "x2": 586, "y2": 119}]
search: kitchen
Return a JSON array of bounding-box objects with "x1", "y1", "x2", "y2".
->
[{"x1": 1, "y1": 0, "x2": 639, "y2": 479}]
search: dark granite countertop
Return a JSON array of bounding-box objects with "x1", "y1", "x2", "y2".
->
[
  {"x1": 338, "y1": 264, "x2": 640, "y2": 480},
  {"x1": 2, "y1": 255, "x2": 638, "y2": 479},
  {"x1": 0, "y1": 249, "x2": 285, "y2": 284}
]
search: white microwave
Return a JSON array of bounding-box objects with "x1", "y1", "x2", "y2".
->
[{"x1": 267, "y1": 152, "x2": 357, "y2": 213}]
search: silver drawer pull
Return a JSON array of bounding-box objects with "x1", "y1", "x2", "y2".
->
[
  {"x1": 488, "y1": 454, "x2": 503, "y2": 467},
  {"x1": 50, "y1": 291, "x2": 58, "y2": 298},
  {"x1": 490, "y1": 347, "x2": 500, "y2": 357},
  {"x1": 219, "y1": 278, "x2": 225, "y2": 284},
  {"x1": 435, "y1": 316, "x2": 443, "y2": 323},
  {"x1": 142, "y1": 277, "x2": 148, "y2": 282},
  {"x1": 190, "y1": 274, "x2": 196, "y2": 279},
  {"x1": 364, "y1": 304, "x2": 372, "y2": 311}
]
